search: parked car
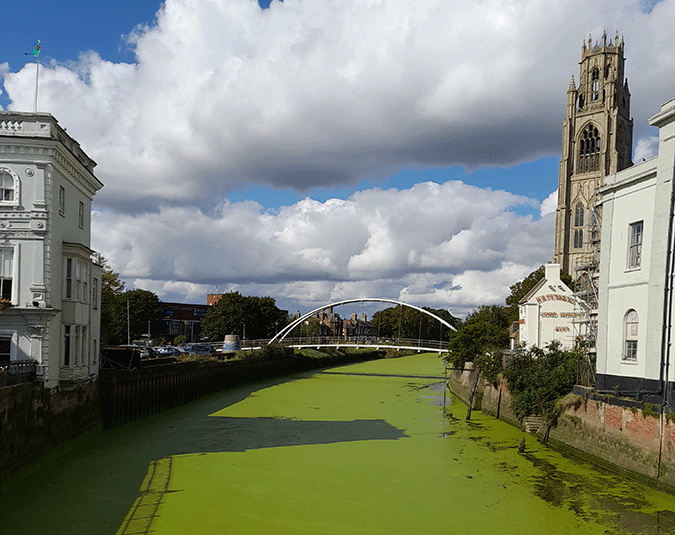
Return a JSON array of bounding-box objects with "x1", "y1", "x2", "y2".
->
[
  {"x1": 183, "y1": 343, "x2": 212, "y2": 355},
  {"x1": 156, "y1": 346, "x2": 183, "y2": 357}
]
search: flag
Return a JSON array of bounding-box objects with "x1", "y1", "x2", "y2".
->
[{"x1": 25, "y1": 40, "x2": 41, "y2": 58}]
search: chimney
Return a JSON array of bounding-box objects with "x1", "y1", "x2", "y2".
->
[{"x1": 362, "y1": 314, "x2": 367, "y2": 322}]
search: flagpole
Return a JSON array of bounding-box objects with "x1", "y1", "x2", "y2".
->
[{"x1": 34, "y1": 54, "x2": 40, "y2": 113}]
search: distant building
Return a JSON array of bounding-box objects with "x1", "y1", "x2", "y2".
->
[
  {"x1": 0, "y1": 112, "x2": 103, "y2": 389},
  {"x1": 595, "y1": 97, "x2": 675, "y2": 405},
  {"x1": 157, "y1": 302, "x2": 209, "y2": 341},
  {"x1": 519, "y1": 264, "x2": 581, "y2": 350},
  {"x1": 342, "y1": 313, "x2": 377, "y2": 339}
]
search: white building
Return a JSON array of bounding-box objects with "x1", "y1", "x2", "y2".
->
[
  {"x1": 596, "y1": 97, "x2": 675, "y2": 405},
  {"x1": 0, "y1": 112, "x2": 103, "y2": 389},
  {"x1": 519, "y1": 264, "x2": 581, "y2": 350}
]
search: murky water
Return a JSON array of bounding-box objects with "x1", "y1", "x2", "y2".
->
[{"x1": 1, "y1": 354, "x2": 674, "y2": 534}]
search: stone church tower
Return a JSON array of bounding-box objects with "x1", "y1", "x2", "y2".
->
[{"x1": 554, "y1": 31, "x2": 633, "y2": 277}]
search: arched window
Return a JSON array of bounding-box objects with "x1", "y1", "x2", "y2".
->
[
  {"x1": 578, "y1": 94, "x2": 584, "y2": 109},
  {"x1": 0, "y1": 168, "x2": 19, "y2": 205},
  {"x1": 623, "y1": 309, "x2": 638, "y2": 362},
  {"x1": 574, "y1": 203, "x2": 584, "y2": 227},
  {"x1": 574, "y1": 229, "x2": 583, "y2": 249},
  {"x1": 578, "y1": 124, "x2": 601, "y2": 173},
  {"x1": 591, "y1": 68, "x2": 599, "y2": 101}
]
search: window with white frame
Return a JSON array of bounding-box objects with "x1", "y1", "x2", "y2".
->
[
  {"x1": 623, "y1": 309, "x2": 638, "y2": 362},
  {"x1": 64, "y1": 257, "x2": 89, "y2": 302},
  {"x1": 0, "y1": 168, "x2": 19, "y2": 205},
  {"x1": 0, "y1": 248, "x2": 13, "y2": 303},
  {"x1": 59, "y1": 185, "x2": 65, "y2": 216},
  {"x1": 78, "y1": 201, "x2": 84, "y2": 228},
  {"x1": 628, "y1": 221, "x2": 643, "y2": 269}
]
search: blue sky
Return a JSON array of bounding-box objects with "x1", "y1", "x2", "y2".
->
[{"x1": 1, "y1": 0, "x2": 672, "y2": 316}]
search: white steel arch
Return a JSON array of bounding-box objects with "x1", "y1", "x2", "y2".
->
[{"x1": 270, "y1": 298, "x2": 456, "y2": 344}]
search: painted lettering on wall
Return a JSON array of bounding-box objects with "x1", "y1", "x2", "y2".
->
[{"x1": 536, "y1": 294, "x2": 576, "y2": 304}]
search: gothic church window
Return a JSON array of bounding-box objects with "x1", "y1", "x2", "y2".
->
[
  {"x1": 574, "y1": 203, "x2": 584, "y2": 227},
  {"x1": 578, "y1": 125, "x2": 601, "y2": 173},
  {"x1": 591, "y1": 68, "x2": 599, "y2": 101},
  {"x1": 574, "y1": 229, "x2": 583, "y2": 249}
]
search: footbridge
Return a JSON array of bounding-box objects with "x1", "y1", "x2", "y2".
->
[{"x1": 264, "y1": 298, "x2": 456, "y2": 354}]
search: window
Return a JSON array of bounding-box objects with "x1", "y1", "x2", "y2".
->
[
  {"x1": 623, "y1": 310, "x2": 638, "y2": 362},
  {"x1": 574, "y1": 229, "x2": 583, "y2": 249},
  {"x1": 59, "y1": 186, "x2": 65, "y2": 215},
  {"x1": 65, "y1": 257, "x2": 89, "y2": 302},
  {"x1": 92, "y1": 278, "x2": 99, "y2": 309},
  {"x1": 0, "y1": 248, "x2": 13, "y2": 302},
  {"x1": 0, "y1": 336, "x2": 10, "y2": 362},
  {"x1": 78, "y1": 201, "x2": 84, "y2": 228},
  {"x1": 578, "y1": 124, "x2": 601, "y2": 173},
  {"x1": 64, "y1": 325, "x2": 71, "y2": 367},
  {"x1": 628, "y1": 221, "x2": 643, "y2": 269},
  {"x1": 0, "y1": 170, "x2": 15, "y2": 202},
  {"x1": 591, "y1": 68, "x2": 599, "y2": 101},
  {"x1": 574, "y1": 203, "x2": 584, "y2": 227}
]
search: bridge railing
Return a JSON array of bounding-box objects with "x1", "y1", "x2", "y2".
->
[{"x1": 210, "y1": 337, "x2": 447, "y2": 352}]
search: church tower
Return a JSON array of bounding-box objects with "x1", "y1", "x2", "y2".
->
[{"x1": 554, "y1": 30, "x2": 633, "y2": 276}]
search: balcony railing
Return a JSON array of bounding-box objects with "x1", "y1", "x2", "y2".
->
[{"x1": 0, "y1": 359, "x2": 38, "y2": 386}]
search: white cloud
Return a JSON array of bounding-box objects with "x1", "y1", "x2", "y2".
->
[
  {"x1": 540, "y1": 190, "x2": 558, "y2": 217},
  {"x1": 633, "y1": 136, "x2": 659, "y2": 162},
  {"x1": 94, "y1": 181, "x2": 553, "y2": 316},
  {"x1": 3, "y1": 0, "x2": 675, "y2": 209}
]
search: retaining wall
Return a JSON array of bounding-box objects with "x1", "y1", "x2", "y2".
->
[
  {"x1": 447, "y1": 367, "x2": 675, "y2": 489},
  {"x1": 0, "y1": 381, "x2": 101, "y2": 490}
]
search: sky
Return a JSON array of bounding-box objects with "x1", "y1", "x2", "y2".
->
[{"x1": 1, "y1": 0, "x2": 673, "y2": 318}]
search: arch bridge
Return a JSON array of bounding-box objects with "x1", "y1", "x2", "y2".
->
[{"x1": 268, "y1": 298, "x2": 456, "y2": 354}]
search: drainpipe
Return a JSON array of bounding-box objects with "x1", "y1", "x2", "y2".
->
[{"x1": 661, "y1": 186, "x2": 675, "y2": 409}]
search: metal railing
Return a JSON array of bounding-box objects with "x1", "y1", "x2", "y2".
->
[
  {"x1": 211, "y1": 337, "x2": 448, "y2": 353},
  {"x1": 0, "y1": 359, "x2": 39, "y2": 386}
]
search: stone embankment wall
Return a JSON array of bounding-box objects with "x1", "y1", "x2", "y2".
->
[
  {"x1": 548, "y1": 398, "x2": 675, "y2": 488},
  {"x1": 0, "y1": 381, "x2": 101, "y2": 491},
  {"x1": 447, "y1": 364, "x2": 675, "y2": 489}
]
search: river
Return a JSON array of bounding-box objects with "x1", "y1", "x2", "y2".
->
[{"x1": 1, "y1": 353, "x2": 674, "y2": 534}]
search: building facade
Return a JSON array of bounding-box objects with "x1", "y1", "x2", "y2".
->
[
  {"x1": 595, "y1": 97, "x2": 675, "y2": 405},
  {"x1": 554, "y1": 31, "x2": 633, "y2": 277},
  {"x1": 0, "y1": 112, "x2": 103, "y2": 389},
  {"x1": 518, "y1": 264, "x2": 581, "y2": 350}
]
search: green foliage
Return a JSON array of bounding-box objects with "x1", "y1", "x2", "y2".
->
[
  {"x1": 174, "y1": 335, "x2": 186, "y2": 346},
  {"x1": 109, "y1": 289, "x2": 162, "y2": 344},
  {"x1": 642, "y1": 402, "x2": 657, "y2": 420},
  {"x1": 257, "y1": 343, "x2": 294, "y2": 360},
  {"x1": 503, "y1": 341, "x2": 579, "y2": 423},
  {"x1": 370, "y1": 306, "x2": 460, "y2": 341},
  {"x1": 474, "y1": 349, "x2": 503, "y2": 387},
  {"x1": 100, "y1": 257, "x2": 126, "y2": 344},
  {"x1": 201, "y1": 292, "x2": 288, "y2": 341},
  {"x1": 446, "y1": 305, "x2": 510, "y2": 368},
  {"x1": 289, "y1": 316, "x2": 322, "y2": 338}
]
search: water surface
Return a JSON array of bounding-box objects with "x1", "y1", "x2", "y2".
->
[{"x1": 1, "y1": 354, "x2": 674, "y2": 534}]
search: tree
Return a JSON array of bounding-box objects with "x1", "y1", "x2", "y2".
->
[
  {"x1": 371, "y1": 305, "x2": 460, "y2": 341},
  {"x1": 503, "y1": 341, "x2": 579, "y2": 425},
  {"x1": 100, "y1": 258, "x2": 125, "y2": 345},
  {"x1": 201, "y1": 292, "x2": 288, "y2": 341},
  {"x1": 446, "y1": 305, "x2": 510, "y2": 368},
  {"x1": 110, "y1": 289, "x2": 162, "y2": 344}
]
